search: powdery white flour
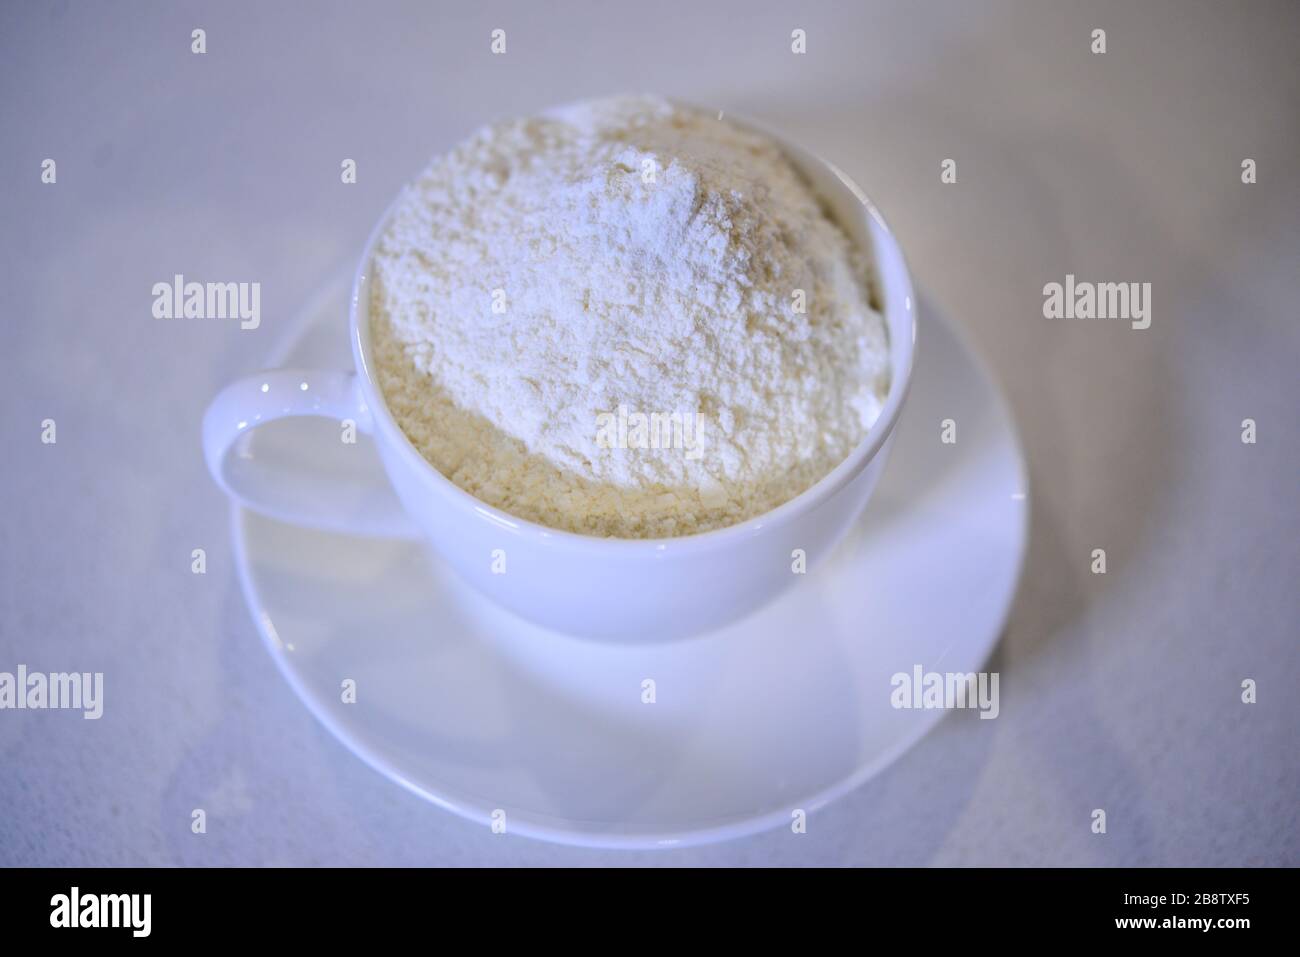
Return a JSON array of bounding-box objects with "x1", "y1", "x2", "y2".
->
[{"x1": 371, "y1": 95, "x2": 889, "y2": 538}]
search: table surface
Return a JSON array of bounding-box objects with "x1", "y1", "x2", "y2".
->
[{"x1": 2, "y1": 0, "x2": 1296, "y2": 866}]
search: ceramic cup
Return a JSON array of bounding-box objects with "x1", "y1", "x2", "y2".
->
[{"x1": 203, "y1": 121, "x2": 917, "y2": 641}]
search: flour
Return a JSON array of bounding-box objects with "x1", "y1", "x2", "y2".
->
[{"x1": 371, "y1": 95, "x2": 889, "y2": 538}]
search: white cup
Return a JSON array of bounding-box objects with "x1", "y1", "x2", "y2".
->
[{"x1": 203, "y1": 122, "x2": 916, "y2": 641}]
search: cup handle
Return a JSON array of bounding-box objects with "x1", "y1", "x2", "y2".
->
[{"x1": 202, "y1": 368, "x2": 419, "y2": 538}]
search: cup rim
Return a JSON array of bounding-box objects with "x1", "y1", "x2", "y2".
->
[{"x1": 349, "y1": 114, "x2": 917, "y2": 554}]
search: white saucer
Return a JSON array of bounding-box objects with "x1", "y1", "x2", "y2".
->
[{"x1": 232, "y1": 272, "x2": 1028, "y2": 849}]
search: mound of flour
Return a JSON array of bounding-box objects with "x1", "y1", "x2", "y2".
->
[{"x1": 371, "y1": 95, "x2": 889, "y2": 538}]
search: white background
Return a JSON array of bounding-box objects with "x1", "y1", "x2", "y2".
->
[{"x1": 2, "y1": 0, "x2": 1296, "y2": 865}]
